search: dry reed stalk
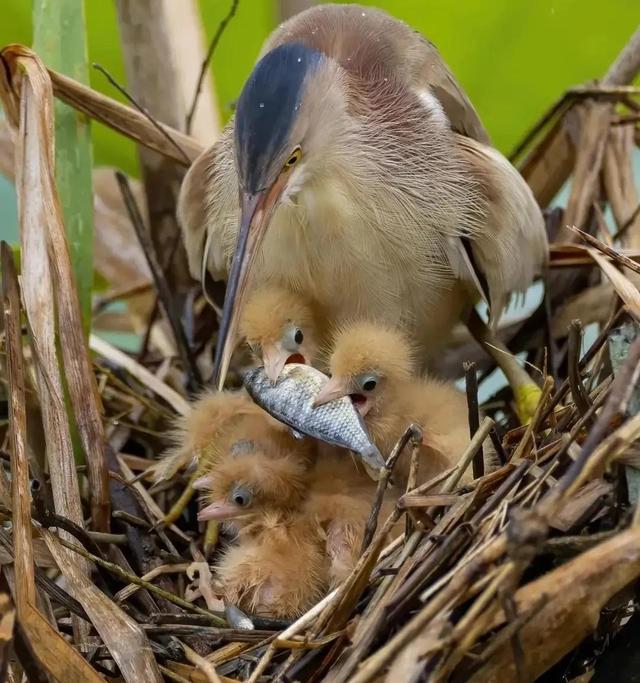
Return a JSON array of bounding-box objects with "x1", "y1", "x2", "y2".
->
[
  {"x1": 0, "y1": 44, "x2": 111, "y2": 532},
  {"x1": 0, "y1": 44, "x2": 87, "y2": 547},
  {"x1": 115, "y1": 0, "x2": 195, "y2": 296},
  {"x1": 90, "y1": 333, "x2": 190, "y2": 415},
  {"x1": 1, "y1": 244, "x2": 102, "y2": 680},
  {"x1": 116, "y1": 171, "x2": 202, "y2": 389},
  {"x1": 1, "y1": 244, "x2": 35, "y2": 610},
  {"x1": 0, "y1": 593, "x2": 14, "y2": 676},
  {"x1": 179, "y1": 640, "x2": 223, "y2": 683},
  {"x1": 49, "y1": 67, "x2": 203, "y2": 163},
  {"x1": 603, "y1": 124, "x2": 640, "y2": 288},
  {"x1": 520, "y1": 26, "x2": 640, "y2": 207},
  {"x1": 165, "y1": 0, "x2": 221, "y2": 142},
  {"x1": 570, "y1": 225, "x2": 640, "y2": 277},
  {"x1": 549, "y1": 243, "x2": 640, "y2": 267},
  {"x1": 468, "y1": 527, "x2": 640, "y2": 682},
  {"x1": 561, "y1": 103, "x2": 611, "y2": 238},
  {"x1": 42, "y1": 528, "x2": 164, "y2": 682},
  {"x1": 589, "y1": 250, "x2": 640, "y2": 319}
]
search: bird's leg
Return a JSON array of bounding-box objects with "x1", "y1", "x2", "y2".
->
[
  {"x1": 204, "y1": 520, "x2": 219, "y2": 557},
  {"x1": 162, "y1": 470, "x2": 199, "y2": 526},
  {"x1": 465, "y1": 308, "x2": 542, "y2": 424}
]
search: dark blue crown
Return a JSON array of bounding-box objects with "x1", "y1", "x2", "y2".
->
[{"x1": 235, "y1": 42, "x2": 324, "y2": 193}]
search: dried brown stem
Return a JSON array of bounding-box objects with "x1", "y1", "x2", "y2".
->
[
  {"x1": 49, "y1": 68, "x2": 202, "y2": 163},
  {"x1": 570, "y1": 225, "x2": 640, "y2": 276},
  {"x1": 1, "y1": 243, "x2": 36, "y2": 610},
  {"x1": 567, "y1": 320, "x2": 592, "y2": 418},
  {"x1": 361, "y1": 424, "x2": 420, "y2": 552},
  {"x1": 185, "y1": 0, "x2": 239, "y2": 134},
  {"x1": 464, "y1": 361, "x2": 484, "y2": 478},
  {"x1": 54, "y1": 534, "x2": 226, "y2": 626},
  {"x1": 116, "y1": 172, "x2": 202, "y2": 391},
  {"x1": 93, "y1": 63, "x2": 190, "y2": 164}
]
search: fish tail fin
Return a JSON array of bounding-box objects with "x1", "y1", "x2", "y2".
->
[{"x1": 361, "y1": 445, "x2": 386, "y2": 474}]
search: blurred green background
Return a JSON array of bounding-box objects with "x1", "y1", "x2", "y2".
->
[{"x1": 1, "y1": 0, "x2": 638, "y2": 173}]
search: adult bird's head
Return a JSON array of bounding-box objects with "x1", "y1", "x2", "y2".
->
[{"x1": 213, "y1": 42, "x2": 341, "y2": 389}]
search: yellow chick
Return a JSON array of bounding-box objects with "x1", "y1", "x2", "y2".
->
[
  {"x1": 302, "y1": 453, "x2": 401, "y2": 584},
  {"x1": 239, "y1": 284, "x2": 326, "y2": 381},
  {"x1": 195, "y1": 433, "x2": 313, "y2": 536},
  {"x1": 315, "y1": 321, "x2": 471, "y2": 485},
  {"x1": 215, "y1": 510, "x2": 329, "y2": 619},
  {"x1": 154, "y1": 389, "x2": 273, "y2": 481},
  {"x1": 197, "y1": 440, "x2": 399, "y2": 586}
]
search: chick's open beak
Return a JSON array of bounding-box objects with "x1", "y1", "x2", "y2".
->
[
  {"x1": 212, "y1": 175, "x2": 290, "y2": 391},
  {"x1": 313, "y1": 376, "x2": 350, "y2": 407},
  {"x1": 262, "y1": 342, "x2": 289, "y2": 384},
  {"x1": 197, "y1": 500, "x2": 241, "y2": 521}
]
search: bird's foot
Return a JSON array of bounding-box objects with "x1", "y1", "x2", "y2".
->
[{"x1": 514, "y1": 383, "x2": 543, "y2": 425}]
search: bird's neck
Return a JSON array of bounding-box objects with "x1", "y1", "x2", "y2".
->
[{"x1": 366, "y1": 381, "x2": 415, "y2": 454}]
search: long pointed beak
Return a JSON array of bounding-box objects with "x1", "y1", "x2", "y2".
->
[
  {"x1": 212, "y1": 179, "x2": 288, "y2": 390},
  {"x1": 313, "y1": 376, "x2": 350, "y2": 407},
  {"x1": 198, "y1": 500, "x2": 241, "y2": 521},
  {"x1": 262, "y1": 342, "x2": 289, "y2": 384}
]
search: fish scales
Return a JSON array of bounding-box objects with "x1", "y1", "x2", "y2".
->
[{"x1": 243, "y1": 364, "x2": 386, "y2": 471}]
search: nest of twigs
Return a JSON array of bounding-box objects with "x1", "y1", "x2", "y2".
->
[{"x1": 0, "y1": 24, "x2": 640, "y2": 683}]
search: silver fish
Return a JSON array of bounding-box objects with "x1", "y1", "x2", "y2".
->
[
  {"x1": 225, "y1": 602, "x2": 255, "y2": 630},
  {"x1": 242, "y1": 363, "x2": 386, "y2": 471}
]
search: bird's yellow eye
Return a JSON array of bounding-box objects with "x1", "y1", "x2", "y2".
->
[{"x1": 284, "y1": 148, "x2": 302, "y2": 169}]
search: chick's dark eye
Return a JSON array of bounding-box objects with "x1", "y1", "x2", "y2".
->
[
  {"x1": 294, "y1": 328, "x2": 304, "y2": 345},
  {"x1": 363, "y1": 379, "x2": 377, "y2": 392},
  {"x1": 231, "y1": 485, "x2": 252, "y2": 507}
]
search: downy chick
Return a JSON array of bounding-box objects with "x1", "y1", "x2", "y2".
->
[
  {"x1": 315, "y1": 321, "x2": 471, "y2": 486},
  {"x1": 155, "y1": 388, "x2": 286, "y2": 482},
  {"x1": 302, "y1": 453, "x2": 402, "y2": 584},
  {"x1": 196, "y1": 433, "x2": 313, "y2": 537},
  {"x1": 198, "y1": 442, "x2": 399, "y2": 585},
  {"x1": 239, "y1": 284, "x2": 326, "y2": 381},
  {"x1": 215, "y1": 510, "x2": 328, "y2": 618},
  {"x1": 194, "y1": 429, "x2": 326, "y2": 618}
]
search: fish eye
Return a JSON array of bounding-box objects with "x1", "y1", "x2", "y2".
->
[
  {"x1": 284, "y1": 147, "x2": 302, "y2": 168},
  {"x1": 282, "y1": 323, "x2": 304, "y2": 352},
  {"x1": 231, "y1": 484, "x2": 253, "y2": 507},
  {"x1": 356, "y1": 372, "x2": 380, "y2": 393}
]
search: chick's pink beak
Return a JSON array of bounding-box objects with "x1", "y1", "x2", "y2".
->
[
  {"x1": 192, "y1": 475, "x2": 214, "y2": 491},
  {"x1": 198, "y1": 500, "x2": 241, "y2": 521},
  {"x1": 313, "y1": 376, "x2": 350, "y2": 407},
  {"x1": 262, "y1": 342, "x2": 290, "y2": 384}
]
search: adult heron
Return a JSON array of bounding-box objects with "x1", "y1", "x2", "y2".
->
[{"x1": 178, "y1": 3, "x2": 547, "y2": 390}]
